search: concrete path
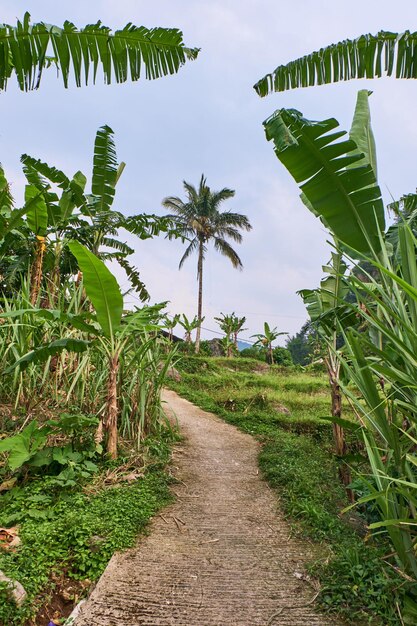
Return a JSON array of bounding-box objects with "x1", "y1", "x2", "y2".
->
[{"x1": 76, "y1": 389, "x2": 332, "y2": 626}]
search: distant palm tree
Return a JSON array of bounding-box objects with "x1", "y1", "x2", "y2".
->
[{"x1": 163, "y1": 175, "x2": 252, "y2": 353}]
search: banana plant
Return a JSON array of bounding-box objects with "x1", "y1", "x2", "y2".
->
[
  {"x1": 3, "y1": 126, "x2": 177, "y2": 304},
  {"x1": 214, "y1": 312, "x2": 247, "y2": 356},
  {"x1": 299, "y1": 252, "x2": 355, "y2": 498},
  {"x1": 251, "y1": 322, "x2": 287, "y2": 365},
  {"x1": 6, "y1": 241, "x2": 164, "y2": 458},
  {"x1": 178, "y1": 313, "x2": 203, "y2": 344},
  {"x1": 67, "y1": 241, "x2": 167, "y2": 458},
  {"x1": 163, "y1": 313, "x2": 180, "y2": 342},
  {"x1": 257, "y1": 66, "x2": 417, "y2": 600}
]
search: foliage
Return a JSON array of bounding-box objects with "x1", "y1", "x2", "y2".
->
[
  {"x1": 0, "y1": 446, "x2": 173, "y2": 624},
  {"x1": 286, "y1": 321, "x2": 317, "y2": 365},
  {"x1": 271, "y1": 346, "x2": 292, "y2": 365},
  {"x1": 214, "y1": 312, "x2": 247, "y2": 355},
  {"x1": 0, "y1": 12, "x2": 199, "y2": 93},
  {"x1": 254, "y1": 30, "x2": 417, "y2": 96},
  {"x1": 251, "y1": 322, "x2": 287, "y2": 364},
  {"x1": 256, "y1": 39, "x2": 417, "y2": 615},
  {"x1": 177, "y1": 313, "x2": 203, "y2": 343},
  {"x1": 263, "y1": 105, "x2": 384, "y2": 257},
  {"x1": 239, "y1": 345, "x2": 265, "y2": 361}
]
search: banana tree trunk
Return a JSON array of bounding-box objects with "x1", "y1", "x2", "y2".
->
[
  {"x1": 326, "y1": 352, "x2": 354, "y2": 502},
  {"x1": 106, "y1": 350, "x2": 120, "y2": 459},
  {"x1": 30, "y1": 236, "x2": 46, "y2": 305},
  {"x1": 47, "y1": 240, "x2": 63, "y2": 308},
  {"x1": 195, "y1": 240, "x2": 204, "y2": 354}
]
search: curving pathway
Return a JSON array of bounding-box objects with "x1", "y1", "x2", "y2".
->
[{"x1": 76, "y1": 389, "x2": 333, "y2": 626}]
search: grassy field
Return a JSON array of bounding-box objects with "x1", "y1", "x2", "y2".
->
[{"x1": 168, "y1": 356, "x2": 407, "y2": 625}]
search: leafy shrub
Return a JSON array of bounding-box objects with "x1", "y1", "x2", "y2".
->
[
  {"x1": 272, "y1": 346, "x2": 293, "y2": 365},
  {"x1": 239, "y1": 346, "x2": 265, "y2": 361}
]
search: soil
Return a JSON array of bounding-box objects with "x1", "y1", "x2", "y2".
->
[
  {"x1": 29, "y1": 574, "x2": 89, "y2": 626},
  {"x1": 75, "y1": 389, "x2": 334, "y2": 625}
]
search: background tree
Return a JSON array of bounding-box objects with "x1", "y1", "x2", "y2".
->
[
  {"x1": 163, "y1": 175, "x2": 252, "y2": 353},
  {"x1": 252, "y1": 322, "x2": 287, "y2": 365},
  {"x1": 163, "y1": 313, "x2": 180, "y2": 342},
  {"x1": 178, "y1": 313, "x2": 203, "y2": 344},
  {"x1": 214, "y1": 312, "x2": 247, "y2": 356},
  {"x1": 286, "y1": 321, "x2": 317, "y2": 366}
]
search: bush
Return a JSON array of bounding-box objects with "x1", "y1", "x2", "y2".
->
[
  {"x1": 239, "y1": 346, "x2": 264, "y2": 361},
  {"x1": 272, "y1": 346, "x2": 293, "y2": 365}
]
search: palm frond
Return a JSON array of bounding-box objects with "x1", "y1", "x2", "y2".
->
[
  {"x1": 161, "y1": 196, "x2": 186, "y2": 214},
  {"x1": 179, "y1": 237, "x2": 199, "y2": 269},
  {"x1": 101, "y1": 237, "x2": 134, "y2": 255},
  {"x1": 0, "y1": 12, "x2": 199, "y2": 92},
  {"x1": 254, "y1": 30, "x2": 417, "y2": 96},
  {"x1": 117, "y1": 258, "x2": 150, "y2": 302},
  {"x1": 124, "y1": 214, "x2": 174, "y2": 239},
  {"x1": 213, "y1": 237, "x2": 243, "y2": 269},
  {"x1": 214, "y1": 211, "x2": 252, "y2": 231}
]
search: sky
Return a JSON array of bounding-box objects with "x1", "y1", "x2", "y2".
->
[{"x1": 1, "y1": 1, "x2": 417, "y2": 345}]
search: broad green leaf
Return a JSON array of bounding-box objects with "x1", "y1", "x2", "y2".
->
[
  {"x1": 0, "y1": 421, "x2": 49, "y2": 471},
  {"x1": 0, "y1": 13, "x2": 199, "y2": 92},
  {"x1": 254, "y1": 30, "x2": 417, "y2": 96},
  {"x1": 68, "y1": 240, "x2": 123, "y2": 338},
  {"x1": 349, "y1": 90, "x2": 378, "y2": 179},
  {"x1": 91, "y1": 125, "x2": 118, "y2": 213},
  {"x1": 7, "y1": 337, "x2": 89, "y2": 372},
  {"x1": 25, "y1": 184, "x2": 48, "y2": 235},
  {"x1": 264, "y1": 108, "x2": 385, "y2": 257},
  {"x1": 0, "y1": 165, "x2": 14, "y2": 213}
]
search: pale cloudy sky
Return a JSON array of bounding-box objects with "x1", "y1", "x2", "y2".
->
[{"x1": 1, "y1": 1, "x2": 417, "y2": 344}]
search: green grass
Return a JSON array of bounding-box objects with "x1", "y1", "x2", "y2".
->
[
  {"x1": 169, "y1": 356, "x2": 406, "y2": 625},
  {"x1": 0, "y1": 433, "x2": 174, "y2": 625}
]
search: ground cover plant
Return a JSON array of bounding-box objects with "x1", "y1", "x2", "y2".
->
[
  {"x1": 168, "y1": 355, "x2": 409, "y2": 624},
  {"x1": 0, "y1": 431, "x2": 174, "y2": 625}
]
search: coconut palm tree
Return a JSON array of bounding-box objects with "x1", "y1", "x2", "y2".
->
[{"x1": 163, "y1": 175, "x2": 252, "y2": 353}]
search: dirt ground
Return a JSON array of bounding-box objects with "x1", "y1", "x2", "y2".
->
[{"x1": 75, "y1": 389, "x2": 334, "y2": 625}]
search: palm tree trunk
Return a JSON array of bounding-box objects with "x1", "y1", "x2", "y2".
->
[{"x1": 195, "y1": 240, "x2": 204, "y2": 354}]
